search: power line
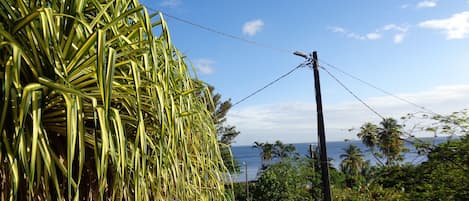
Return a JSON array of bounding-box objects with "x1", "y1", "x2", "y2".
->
[
  {"x1": 319, "y1": 65, "x2": 385, "y2": 120},
  {"x1": 143, "y1": 4, "x2": 439, "y2": 115},
  {"x1": 143, "y1": 5, "x2": 294, "y2": 54},
  {"x1": 141, "y1": 5, "x2": 304, "y2": 107},
  {"x1": 232, "y1": 63, "x2": 305, "y2": 107},
  {"x1": 144, "y1": 7, "x2": 462, "y2": 168},
  {"x1": 320, "y1": 64, "x2": 466, "y2": 169},
  {"x1": 163, "y1": 13, "x2": 294, "y2": 54},
  {"x1": 319, "y1": 59, "x2": 438, "y2": 115}
]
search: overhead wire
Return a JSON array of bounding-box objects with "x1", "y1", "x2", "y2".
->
[
  {"x1": 143, "y1": 5, "x2": 465, "y2": 168},
  {"x1": 319, "y1": 65, "x2": 385, "y2": 120},
  {"x1": 143, "y1": 4, "x2": 439, "y2": 115},
  {"x1": 143, "y1": 5, "x2": 294, "y2": 54},
  {"x1": 231, "y1": 63, "x2": 305, "y2": 107},
  {"x1": 319, "y1": 59, "x2": 439, "y2": 116},
  {"x1": 320, "y1": 64, "x2": 465, "y2": 169},
  {"x1": 163, "y1": 13, "x2": 294, "y2": 54},
  {"x1": 141, "y1": 5, "x2": 306, "y2": 107}
]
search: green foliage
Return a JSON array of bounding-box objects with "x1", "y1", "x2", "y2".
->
[
  {"x1": 371, "y1": 164, "x2": 419, "y2": 190},
  {"x1": 231, "y1": 182, "x2": 249, "y2": 201},
  {"x1": 0, "y1": 0, "x2": 229, "y2": 200},
  {"x1": 405, "y1": 137, "x2": 469, "y2": 200},
  {"x1": 372, "y1": 111, "x2": 469, "y2": 200},
  {"x1": 246, "y1": 110, "x2": 469, "y2": 200},
  {"x1": 332, "y1": 184, "x2": 406, "y2": 201},
  {"x1": 251, "y1": 159, "x2": 314, "y2": 201},
  {"x1": 367, "y1": 137, "x2": 469, "y2": 201}
]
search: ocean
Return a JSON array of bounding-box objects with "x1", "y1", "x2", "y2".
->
[{"x1": 230, "y1": 137, "x2": 453, "y2": 182}]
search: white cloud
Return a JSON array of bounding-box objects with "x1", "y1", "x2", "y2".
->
[
  {"x1": 228, "y1": 85, "x2": 469, "y2": 145},
  {"x1": 193, "y1": 59, "x2": 215, "y2": 75},
  {"x1": 366, "y1": 32, "x2": 382, "y2": 40},
  {"x1": 329, "y1": 24, "x2": 408, "y2": 43},
  {"x1": 328, "y1": 26, "x2": 366, "y2": 40},
  {"x1": 380, "y1": 24, "x2": 409, "y2": 44},
  {"x1": 242, "y1": 19, "x2": 264, "y2": 36},
  {"x1": 329, "y1": 26, "x2": 346, "y2": 33},
  {"x1": 381, "y1": 24, "x2": 408, "y2": 32},
  {"x1": 393, "y1": 33, "x2": 406, "y2": 43},
  {"x1": 416, "y1": 0, "x2": 437, "y2": 8},
  {"x1": 419, "y1": 11, "x2": 469, "y2": 39},
  {"x1": 159, "y1": 0, "x2": 182, "y2": 8},
  {"x1": 401, "y1": 4, "x2": 410, "y2": 9},
  {"x1": 346, "y1": 32, "x2": 366, "y2": 40}
]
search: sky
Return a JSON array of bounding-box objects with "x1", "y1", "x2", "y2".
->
[{"x1": 141, "y1": 0, "x2": 469, "y2": 145}]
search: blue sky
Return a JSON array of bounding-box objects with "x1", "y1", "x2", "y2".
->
[{"x1": 142, "y1": 0, "x2": 469, "y2": 145}]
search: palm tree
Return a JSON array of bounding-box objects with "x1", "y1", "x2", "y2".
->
[
  {"x1": 253, "y1": 142, "x2": 274, "y2": 168},
  {"x1": 357, "y1": 123, "x2": 378, "y2": 148},
  {"x1": 340, "y1": 144, "x2": 365, "y2": 188},
  {"x1": 378, "y1": 118, "x2": 404, "y2": 165},
  {"x1": 339, "y1": 144, "x2": 365, "y2": 176},
  {"x1": 273, "y1": 140, "x2": 298, "y2": 160},
  {"x1": 357, "y1": 118, "x2": 405, "y2": 166},
  {"x1": 0, "y1": 1, "x2": 228, "y2": 200},
  {"x1": 357, "y1": 122, "x2": 384, "y2": 165}
]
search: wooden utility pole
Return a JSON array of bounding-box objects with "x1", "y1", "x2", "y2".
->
[
  {"x1": 312, "y1": 51, "x2": 332, "y2": 201},
  {"x1": 309, "y1": 143, "x2": 316, "y2": 173},
  {"x1": 245, "y1": 162, "x2": 249, "y2": 201}
]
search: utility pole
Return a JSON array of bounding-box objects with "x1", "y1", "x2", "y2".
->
[
  {"x1": 309, "y1": 143, "x2": 316, "y2": 172},
  {"x1": 294, "y1": 51, "x2": 332, "y2": 201},
  {"x1": 244, "y1": 161, "x2": 249, "y2": 201},
  {"x1": 312, "y1": 51, "x2": 332, "y2": 201}
]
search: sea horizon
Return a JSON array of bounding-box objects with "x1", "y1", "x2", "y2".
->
[
  {"x1": 230, "y1": 136, "x2": 458, "y2": 182},
  {"x1": 231, "y1": 135, "x2": 459, "y2": 147}
]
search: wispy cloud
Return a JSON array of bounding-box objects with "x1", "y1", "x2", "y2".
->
[
  {"x1": 416, "y1": 0, "x2": 438, "y2": 8},
  {"x1": 193, "y1": 59, "x2": 215, "y2": 75},
  {"x1": 401, "y1": 4, "x2": 410, "y2": 9},
  {"x1": 159, "y1": 0, "x2": 182, "y2": 8},
  {"x1": 380, "y1": 24, "x2": 409, "y2": 44},
  {"x1": 381, "y1": 24, "x2": 408, "y2": 32},
  {"x1": 346, "y1": 32, "x2": 366, "y2": 40},
  {"x1": 366, "y1": 33, "x2": 382, "y2": 40},
  {"x1": 229, "y1": 85, "x2": 469, "y2": 145},
  {"x1": 328, "y1": 26, "x2": 366, "y2": 40},
  {"x1": 328, "y1": 24, "x2": 408, "y2": 44},
  {"x1": 419, "y1": 11, "x2": 469, "y2": 39},
  {"x1": 242, "y1": 19, "x2": 264, "y2": 36},
  {"x1": 329, "y1": 26, "x2": 346, "y2": 33}
]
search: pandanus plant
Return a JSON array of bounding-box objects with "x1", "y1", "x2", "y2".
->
[{"x1": 0, "y1": 0, "x2": 230, "y2": 200}]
